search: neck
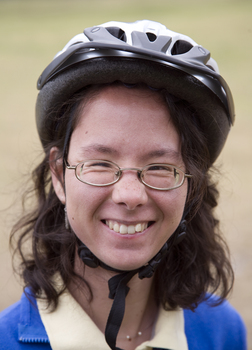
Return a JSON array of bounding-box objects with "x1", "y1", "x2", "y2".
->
[{"x1": 68, "y1": 253, "x2": 158, "y2": 349}]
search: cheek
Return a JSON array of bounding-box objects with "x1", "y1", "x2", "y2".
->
[
  {"x1": 154, "y1": 186, "x2": 187, "y2": 221},
  {"x1": 65, "y1": 179, "x2": 110, "y2": 221}
]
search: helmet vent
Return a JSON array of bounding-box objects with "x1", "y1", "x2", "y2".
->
[
  {"x1": 105, "y1": 27, "x2": 127, "y2": 42},
  {"x1": 171, "y1": 40, "x2": 193, "y2": 55},
  {"x1": 146, "y1": 32, "x2": 157, "y2": 42}
]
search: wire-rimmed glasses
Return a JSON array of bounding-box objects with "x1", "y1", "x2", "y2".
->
[{"x1": 65, "y1": 159, "x2": 192, "y2": 191}]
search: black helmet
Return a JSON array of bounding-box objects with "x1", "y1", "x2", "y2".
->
[{"x1": 36, "y1": 20, "x2": 234, "y2": 163}]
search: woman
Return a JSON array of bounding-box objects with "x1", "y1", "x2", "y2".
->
[{"x1": 0, "y1": 20, "x2": 247, "y2": 350}]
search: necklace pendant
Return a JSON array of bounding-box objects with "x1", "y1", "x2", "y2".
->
[{"x1": 126, "y1": 335, "x2": 131, "y2": 341}]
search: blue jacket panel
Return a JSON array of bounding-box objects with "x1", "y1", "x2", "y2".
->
[
  {"x1": 0, "y1": 291, "x2": 247, "y2": 350},
  {"x1": 184, "y1": 297, "x2": 247, "y2": 350},
  {"x1": 0, "y1": 291, "x2": 51, "y2": 350}
]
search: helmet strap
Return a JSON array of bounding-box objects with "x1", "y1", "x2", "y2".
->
[{"x1": 76, "y1": 219, "x2": 187, "y2": 350}]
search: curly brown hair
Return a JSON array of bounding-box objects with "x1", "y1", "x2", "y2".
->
[{"x1": 10, "y1": 82, "x2": 234, "y2": 311}]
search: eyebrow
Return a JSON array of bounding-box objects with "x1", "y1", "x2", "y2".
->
[
  {"x1": 80, "y1": 144, "x2": 119, "y2": 156},
  {"x1": 80, "y1": 143, "x2": 181, "y2": 162},
  {"x1": 143, "y1": 148, "x2": 182, "y2": 162}
]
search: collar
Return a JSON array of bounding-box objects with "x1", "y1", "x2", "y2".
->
[{"x1": 37, "y1": 287, "x2": 188, "y2": 350}]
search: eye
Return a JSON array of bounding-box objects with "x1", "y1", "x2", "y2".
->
[
  {"x1": 79, "y1": 161, "x2": 120, "y2": 178},
  {"x1": 76, "y1": 160, "x2": 119, "y2": 185},
  {"x1": 147, "y1": 164, "x2": 174, "y2": 173},
  {"x1": 88, "y1": 161, "x2": 113, "y2": 168}
]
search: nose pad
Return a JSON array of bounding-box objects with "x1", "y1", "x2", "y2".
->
[{"x1": 111, "y1": 171, "x2": 148, "y2": 210}]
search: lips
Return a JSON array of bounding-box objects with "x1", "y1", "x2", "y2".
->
[{"x1": 105, "y1": 220, "x2": 149, "y2": 235}]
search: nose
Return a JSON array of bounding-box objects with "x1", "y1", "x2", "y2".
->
[{"x1": 111, "y1": 170, "x2": 148, "y2": 210}]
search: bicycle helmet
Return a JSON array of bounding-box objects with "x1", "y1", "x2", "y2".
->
[
  {"x1": 36, "y1": 19, "x2": 234, "y2": 163},
  {"x1": 35, "y1": 20, "x2": 235, "y2": 350}
]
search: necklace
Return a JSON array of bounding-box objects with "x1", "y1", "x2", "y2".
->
[
  {"x1": 124, "y1": 319, "x2": 156, "y2": 342},
  {"x1": 126, "y1": 332, "x2": 142, "y2": 341}
]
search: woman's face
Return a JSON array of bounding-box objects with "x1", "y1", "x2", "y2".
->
[{"x1": 52, "y1": 85, "x2": 188, "y2": 271}]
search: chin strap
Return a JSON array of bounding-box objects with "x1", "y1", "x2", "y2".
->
[
  {"x1": 77, "y1": 239, "x2": 169, "y2": 350},
  {"x1": 76, "y1": 219, "x2": 187, "y2": 350},
  {"x1": 105, "y1": 269, "x2": 139, "y2": 350}
]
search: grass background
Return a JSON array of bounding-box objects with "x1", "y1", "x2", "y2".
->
[{"x1": 0, "y1": 0, "x2": 251, "y2": 347}]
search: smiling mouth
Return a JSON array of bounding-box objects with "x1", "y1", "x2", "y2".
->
[{"x1": 103, "y1": 220, "x2": 153, "y2": 235}]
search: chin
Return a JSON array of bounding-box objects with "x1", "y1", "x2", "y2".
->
[{"x1": 100, "y1": 251, "x2": 153, "y2": 272}]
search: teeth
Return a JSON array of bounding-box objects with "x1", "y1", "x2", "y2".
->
[
  {"x1": 128, "y1": 225, "x2": 135, "y2": 235},
  {"x1": 135, "y1": 223, "x2": 142, "y2": 232},
  {"x1": 113, "y1": 223, "x2": 120, "y2": 233},
  {"x1": 120, "y1": 224, "x2": 128, "y2": 234},
  {"x1": 105, "y1": 220, "x2": 148, "y2": 235}
]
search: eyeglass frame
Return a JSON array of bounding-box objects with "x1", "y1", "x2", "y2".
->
[{"x1": 64, "y1": 159, "x2": 192, "y2": 191}]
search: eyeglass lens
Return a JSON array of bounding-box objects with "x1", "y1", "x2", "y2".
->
[{"x1": 76, "y1": 160, "x2": 184, "y2": 189}]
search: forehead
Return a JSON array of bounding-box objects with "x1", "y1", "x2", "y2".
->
[
  {"x1": 75, "y1": 84, "x2": 171, "y2": 130},
  {"x1": 76, "y1": 83, "x2": 168, "y2": 119},
  {"x1": 69, "y1": 85, "x2": 182, "y2": 163}
]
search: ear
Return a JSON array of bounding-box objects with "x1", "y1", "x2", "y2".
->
[{"x1": 49, "y1": 147, "x2": 66, "y2": 205}]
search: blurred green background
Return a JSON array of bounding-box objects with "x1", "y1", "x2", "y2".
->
[{"x1": 0, "y1": 0, "x2": 251, "y2": 347}]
